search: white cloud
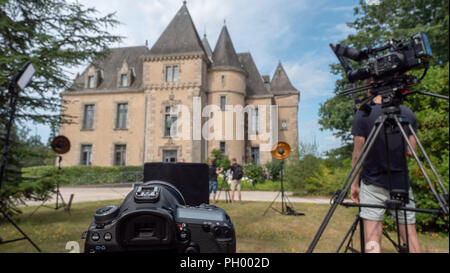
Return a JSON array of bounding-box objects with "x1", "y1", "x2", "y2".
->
[
  {"x1": 283, "y1": 52, "x2": 336, "y2": 99},
  {"x1": 69, "y1": 0, "x2": 313, "y2": 73}
]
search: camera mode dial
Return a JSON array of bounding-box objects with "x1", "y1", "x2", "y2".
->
[{"x1": 94, "y1": 205, "x2": 119, "y2": 225}]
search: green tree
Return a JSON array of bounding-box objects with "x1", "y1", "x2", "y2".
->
[
  {"x1": 209, "y1": 149, "x2": 231, "y2": 170},
  {"x1": 0, "y1": 0, "x2": 122, "y2": 212},
  {"x1": 285, "y1": 141, "x2": 322, "y2": 196}
]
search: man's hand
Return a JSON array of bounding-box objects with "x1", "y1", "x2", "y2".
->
[{"x1": 351, "y1": 183, "x2": 360, "y2": 204}]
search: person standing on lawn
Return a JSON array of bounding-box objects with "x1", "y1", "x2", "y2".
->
[
  {"x1": 229, "y1": 158, "x2": 245, "y2": 204},
  {"x1": 208, "y1": 159, "x2": 223, "y2": 204}
]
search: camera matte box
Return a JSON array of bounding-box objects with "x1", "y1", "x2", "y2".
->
[{"x1": 143, "y1": 163, "x2": 209, "y2": 206}]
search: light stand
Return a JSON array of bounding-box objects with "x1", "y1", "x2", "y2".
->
[
  {"x1": 0, "y1": 61, "x2": 41, "y2": 252},
  {"x1": 263, "y1": 143, "x2": 305, "y2": 216},
  {"x1": 29, "y1": 155, "x2": 74, "y2": 217}
]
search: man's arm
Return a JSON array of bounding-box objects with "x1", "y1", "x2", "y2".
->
[
  {"x1": 407, "y1": 135, "x2": 417, "y2": 157},
  {"x1": 351, "y1": 136, "x2": 365, "y2": 204}
]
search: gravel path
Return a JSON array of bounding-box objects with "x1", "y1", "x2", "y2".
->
[{"x1": 23, "y1": 185, "x2": 337, "y2": 207}]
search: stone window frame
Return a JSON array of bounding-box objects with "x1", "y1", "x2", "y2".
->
[
  {"x1": 164, "y1": 64, "x2": 181, "y2": 83},
  {"x1": 251, "y1": 146, "x2": 260, "y2": 165},
  {"x1": 219, "y1": 141, "x2": 226, "y2": 155},
  {"x1": 115, "y1": 101, "x2": 129, "y2": 130},
  {"x1": 112, "y1": 143, "x2": 127, "y2": 166},
  {"x1": 86, "y1": 68, "x2": 103, "y2": 89},
  {"x1": 81, "y1": 103, "x2": 96, "y2": 131},
  {"x1": 280, "y1": 119, "x2": 288, "y2": 131},
  {"x1": 158, "y1": 145, "x2": 182, "y2": 160},
  {"x1": 79, "y1": 143, "x2": 93, "y2": 165},
  {"x1": 220, "y1": 95, "x2": 227, "y2": 111},
  {"x1": 162, "y1": 149, "x2": 178, "y2": 163},
  {"x1": 221, "y1": 74, "x2": 226, "y2": 87},
  {"x1": 119, "y1": 73, "x2": 128, "y2": 87},
  {"x1": 161, "y1": 100, "x2": 181, "y2": 138},
  {"x1": 87, "y1": 75, "x2": 95, "y2": 89},
  {"x1": 251, "y1": 107, "x2": 259, "y2": 134}
]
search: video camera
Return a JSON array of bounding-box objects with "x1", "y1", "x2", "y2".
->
[
  {"x1": 83, "y1": 163, "x2": 236, "y2": 253},
  {"x1": 330, "y1": 32, "x2": 437, "y2": 113},
  {"x1": 331, "y1": 32, "x2": 432, "y2": 83}
]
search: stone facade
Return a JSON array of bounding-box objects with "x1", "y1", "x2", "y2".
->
[{"x1": 59, "y1": 3, "x2": 300, "y2": 167}]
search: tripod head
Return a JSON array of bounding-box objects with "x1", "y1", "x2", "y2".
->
[{"x1": 341, "y1": 72, "x2": 449, "y2": 116}]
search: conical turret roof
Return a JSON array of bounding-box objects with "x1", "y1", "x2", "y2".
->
[
  {"x1": 149, "y1": 3, "x2": 206, "y2": 56},
  {"x1": 270, "y1": 61, "x2": 298, "y2": 94},
  {"x1": 212, "y1": 25, "x2": 242, "y2": 69}
]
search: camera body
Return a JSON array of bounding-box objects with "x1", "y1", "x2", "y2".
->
[{"x1": 84, "y1": 181, "x2": 236, "y2": 253}]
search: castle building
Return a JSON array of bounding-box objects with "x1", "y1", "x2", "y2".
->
[{"x1": 59, "y1": 2, "x2": 299, "y2": 167}]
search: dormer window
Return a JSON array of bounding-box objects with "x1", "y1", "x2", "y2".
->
[
  {"x1": 88, "y1": 76, "x2": 95, "y2": 89},
  {"x1": 120, "y1": 74, "x2": 128, "y2": 87}
]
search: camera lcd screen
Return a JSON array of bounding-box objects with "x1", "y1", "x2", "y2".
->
[
  {"x1": 143, "y1": 163, "x2": 209, "y2": 206},
  {"x1": 177, "y1": 208, "x2": 225, "y2": 222}
]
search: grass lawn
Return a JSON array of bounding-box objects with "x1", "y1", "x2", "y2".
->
[{"x1": 0, "y1": 200, "x2": 448, "y2": 253}]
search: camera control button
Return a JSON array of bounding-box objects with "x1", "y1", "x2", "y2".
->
[
  {"x1": 104, "y1": 232, "x2": 112, "y2": 241},
  {"x1": 179, "y1": 228, "x2": 191, "y2": 241},
  {"x1": 91, "y1": 232, "x2": 100, "y2": 241},
  {"x1": 202, "y1": 224, "x2": 211, "y2": 232}
]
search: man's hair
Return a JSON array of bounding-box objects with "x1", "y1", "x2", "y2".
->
[{"x1": 231, "y1": 158, "x2": 236, "y2": 162}]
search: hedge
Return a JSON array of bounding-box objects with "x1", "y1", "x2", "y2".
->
[{"x1": 22, "y1": 165, "x2": 144, "y2": 186}]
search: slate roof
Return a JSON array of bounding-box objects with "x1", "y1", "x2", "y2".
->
[
  {"x1": 270, "y1": 62, "x2": 299, "y2": 95},
  {"x1": 71, "y1": 46, "x2": 149, "y2": 91},
  {"x1": 149, "y1": 3, "x2": 206, "y2": 56},
  {"x1": 237, "y1": 53, "x2": 272, "y2": 97},
  {"x1": 202, "y1": 34, "x2": 213, "y2": 61},
  {"x1": 212, "y1": 25, "x2": 243, "y2": 70}
]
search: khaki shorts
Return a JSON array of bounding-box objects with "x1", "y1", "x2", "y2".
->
[
  {"x1": 230, "y1": 179, "x2": 241, "y2": 191},
  {"x1": 359, "y1": 182, "x2": 416, "y2": 225}
]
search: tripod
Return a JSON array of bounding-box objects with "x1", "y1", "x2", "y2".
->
[
  {"x1": 307, "y1": 100, "x2": 449, "y2": 253},
  {"x1": 30, "y1": 156, "x2": 73, "y2": 217},
  {"x1": 216, "y1": 181, "x2": 231, "y2": 203},
  {"x1": 263, "y1": 159, "x2": 305, "y2": 216}
]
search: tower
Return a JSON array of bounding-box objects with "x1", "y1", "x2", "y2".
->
[
  {"x1": 142, "y1": 2, "x2": 210, "y2": 163},
  {"x1": 207, "y1": 25, "x2": 247, "y2": 163}
]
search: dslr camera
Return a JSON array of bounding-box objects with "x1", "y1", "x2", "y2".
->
[{"x1": 83, "y1": 163, "x2": 236, "y2": 253}]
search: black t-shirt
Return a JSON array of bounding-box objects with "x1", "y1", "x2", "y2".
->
[
  {"x1": 351, "y1": 103, "x2": 417, "y2": 190},
  {"x1": 209, "y1": 165, "x2": 218, "y2": 182},
  {"x1": 230, "y1": 164, "x2": 242, "y2": 180}
]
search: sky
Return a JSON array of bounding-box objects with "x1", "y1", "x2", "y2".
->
[{"x1": 32, "y1": 0, "x2": 363, "y2": 155}]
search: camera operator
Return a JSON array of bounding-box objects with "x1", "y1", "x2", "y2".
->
[
  {"x1": 350, "y1": 81, "x2": 422, "y2": 253},
  {"x1": 208, "y1": 159, "x2": 223, "y2": 205}
]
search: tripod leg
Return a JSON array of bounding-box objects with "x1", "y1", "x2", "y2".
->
[
  {"x1": 359, "y1": 215, "x2": 365, "y2": 253},
  {"x1": 407, "y1": 124, "x2": 448, "y2": 196},
  {"x1": 1, "y1": 210, "x2": 41, "y2": 252},
  {"x1": 393, "y1": 116, "x2": 448, "y2": 214},
  {"x1": 263, "y1": 191, "x2": 281, "y2": 216},
  {"x1": 336, "y1": 214, "x2": 360, "y2": 253},
  {"x1": 29, "y1": 199, "x2": 47, "y2": 217},
  {"x1": 307, "y1": 116, "x2": 386, "y2": 253}
]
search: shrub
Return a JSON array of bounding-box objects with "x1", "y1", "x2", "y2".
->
[
  {"x1": 243, "y1": 163, "x2": 265, "y2": 185},
  {"x1": 264, "y1": 160, "x2": 282, "y2": 181}
]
